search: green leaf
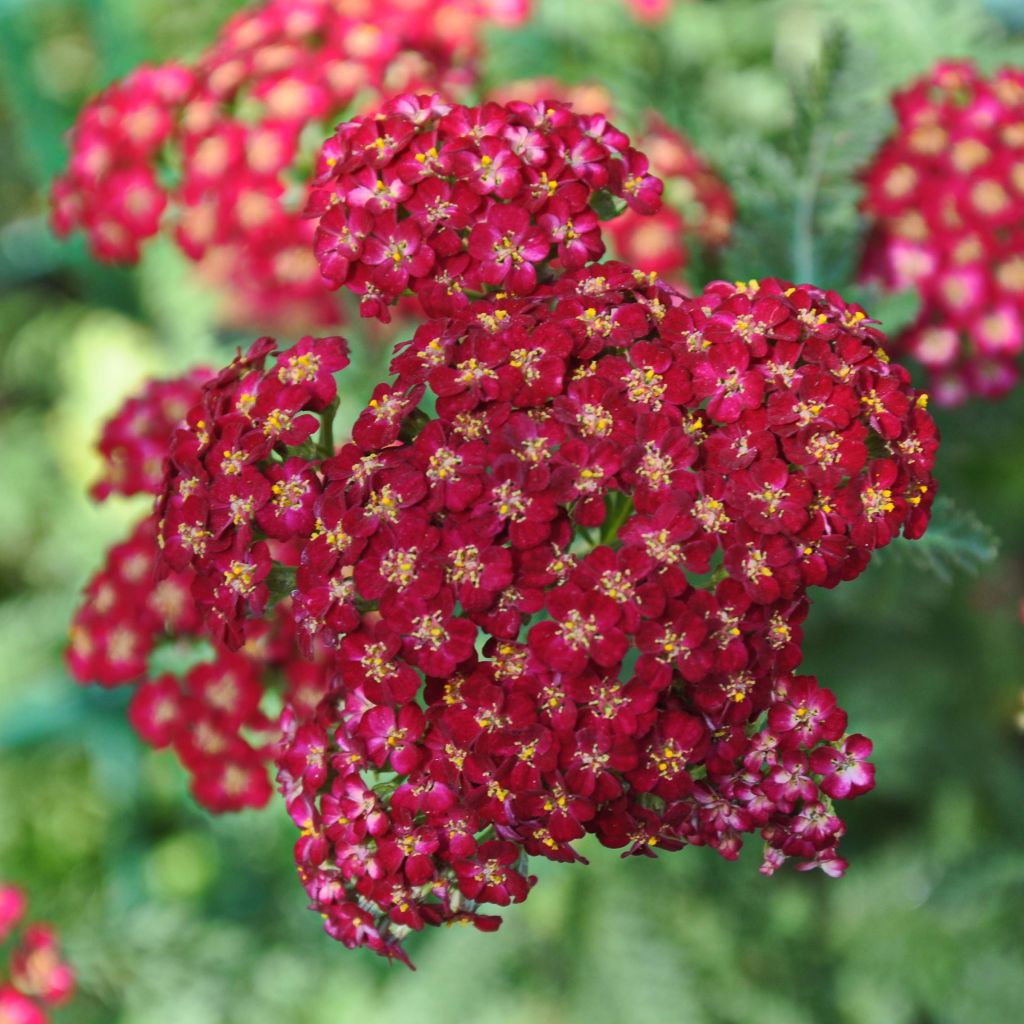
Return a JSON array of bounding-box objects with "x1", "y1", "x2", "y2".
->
[
  {"x1": 266, "y1": 564, "x2": 297, "y2": 604},
  {"x1": 590, "y1": 189, "x2": 627, "y2": 222},
  {"x1": 885, "y1": 495, "x2": 999, "y2": 584}
]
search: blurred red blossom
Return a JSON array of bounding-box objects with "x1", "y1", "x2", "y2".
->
[{"x1": 860, "y1": 60, "x2": 1024, "y2": 405}]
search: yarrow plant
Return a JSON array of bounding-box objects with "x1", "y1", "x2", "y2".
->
[
  {"x1": 143, "y1": 257, "x2": 934, "y2": 961},
  {"x1": 0, "y1": 885, "x2": 74, "y2": 1024},
  {"x1": 860, "y1": 60, "x2": 1024, "y2": 405},
  {"x1": 59, "y1": 0, "x2": 941, "y2": 973}
]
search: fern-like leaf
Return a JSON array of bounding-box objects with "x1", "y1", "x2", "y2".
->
[{"x1": 886, "y1": 495, "x2": 999, "y2": 584}]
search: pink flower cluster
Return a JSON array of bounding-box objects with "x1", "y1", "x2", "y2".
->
[
  {"x1": 0, "y1": 885, "x2": 73, "y2": 1024},
  {"x1": 156, "y1": 335, "x2": 350, "y2": 648},
  {"x1": 860, "y1": 60, "x2": 1024, "y2": 405},
  {"x1": 55, "y1": 0, "x2": 942, "y2": 954},
  {"x1": 149, "y1": 262, "x2": 935, "y2": 961},
  {"x1": 308, "y1": 95, "x2": 663, "y2": 319},
  {"x1": 50, "y1": 0, "x2": 522, "y2": 328}
]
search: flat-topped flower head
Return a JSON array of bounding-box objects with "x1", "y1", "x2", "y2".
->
[
  {"x1": 308, "y1": 95, "x2": 664, "y2": 319},
  {"x1": 68, "y1": 256, "x2": 938, "y2": 965},
  {"x1": 53, "y1": 0, "x2": 946, "y2": 975},
  {"x1": 261, "y1": 268, "x2": 937, "y2": 961}
]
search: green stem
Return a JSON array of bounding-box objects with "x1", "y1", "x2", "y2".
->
[
  {"x1": 792, "y1": 127, "x2": 828, "y2": 284},
  {"x1": 708, "y1": 564, "x2": 729, "y2": 588},
  {"x1": 599, "y1": 492, "x2": 635, "y2": 547},
  {"x1": 317, "y1": 398, "x2": 339, "y2": 459}
]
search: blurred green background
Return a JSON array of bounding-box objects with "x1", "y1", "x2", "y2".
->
[{"x1": 1, "y1": 0, "x2": 1023, "y2": 1021}]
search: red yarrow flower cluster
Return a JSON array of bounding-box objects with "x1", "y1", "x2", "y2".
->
[
  {"x1": 50, "y1": 0, "x2": 509, "y2": 328},
  {"x1": 0, "y1": 885, "x2": 74, "y2": 1024},
  {"x1": 269, "y1": 269, "x2": 933, "y2": 962},
  {"x1": 59, "y1": 31, "x2": 938, "y2": 960},
  {"x1": 73, "y1": 364, "x2": 342, "y2": 811},
  {"x1": 307, "y1": 94, "x2": 663, "y2": 320},
  {"x1": 152, "y1": 266, "x2": 936, "y2": 962},
  {"x1": 859, "y1": 60, "x2": 1024, "y2": 405}
]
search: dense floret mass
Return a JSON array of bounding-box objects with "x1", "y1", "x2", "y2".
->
[
  {"x1": 156, "y1": 335, "x2": 350, "y2": 648},
  {"x1": 59, "y1": 8, "x2": 942, "y2": 968},
  {"x1": 307, "y1": 95, "x2": 664, "y2": 319},
  {"x1": 147, "y1": 269, "x2": 935, "y2": 961}
]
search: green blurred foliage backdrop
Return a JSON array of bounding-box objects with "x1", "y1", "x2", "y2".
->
[{"x1": 1, "y1": 1, "x2": 1023, "y2": 1021}]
